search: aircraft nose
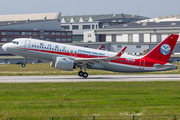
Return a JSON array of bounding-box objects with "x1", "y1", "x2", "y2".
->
[{"x1": 2, "y1": 44, "x2": 7, "y2": 52}]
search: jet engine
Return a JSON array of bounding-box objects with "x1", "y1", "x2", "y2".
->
[{"x1": 54, "y1": 57, "x2": 75, "y2": 71}]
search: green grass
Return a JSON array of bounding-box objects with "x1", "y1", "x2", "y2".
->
[
  {"x1": 0, "y1": 82, "x2": 180, "y2": 119},
  {"x1": 0, "y1": 63, "x2": 180, "y2": 119},
  {"x1": 0, "y1": 63, "x2": 180, "y2": 76}
]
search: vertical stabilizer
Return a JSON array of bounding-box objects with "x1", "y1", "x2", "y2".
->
[{"x1": 143, "y1": 34, "x2": 179, "y2": 63}]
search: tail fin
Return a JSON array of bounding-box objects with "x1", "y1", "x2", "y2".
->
[{"x1": 143, "y1": 34, "x2": 179, "y2": 63}]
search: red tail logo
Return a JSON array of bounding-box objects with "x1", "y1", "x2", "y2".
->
[{"x1": 143, "y1": 34, "x2": 179, "y2": 63}]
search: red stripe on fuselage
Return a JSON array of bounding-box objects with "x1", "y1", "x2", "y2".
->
[{"x1": 15, "y1": 47, "x2": 163, "y2": 67}]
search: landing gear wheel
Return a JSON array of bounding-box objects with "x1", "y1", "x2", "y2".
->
[
  {"x1": 78, "y1": 71, "x2": 83, "y2": 77},
  {"x1": 83, "y1": 72, "x2": 88, "y2": 78},
  {"x1": 21, "y1": 63, "x2": 26, "y2": 68}
]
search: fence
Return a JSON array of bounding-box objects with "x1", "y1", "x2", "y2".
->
[{"x1": 6, "y1": 115, "x2": 179, "y2": 120}]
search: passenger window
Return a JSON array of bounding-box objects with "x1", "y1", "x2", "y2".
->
[{"x1": 34, "y1": 45, "x2": 36, "y2": 47}]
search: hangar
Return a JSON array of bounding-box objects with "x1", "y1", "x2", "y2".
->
[
  {"x1": 61, "y1": 14, "x2": 149, "y2": 43},
  {"x1": 0, "y1": 12, "x2": 72, "y2": 44}
]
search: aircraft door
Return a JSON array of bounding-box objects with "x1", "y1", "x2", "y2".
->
[
  {"x1": 139, "y1": 59, "x2": 145, "y2": 69},
  {"x1": 24, "y1": 40, "x2": 31, "y2": 50}
]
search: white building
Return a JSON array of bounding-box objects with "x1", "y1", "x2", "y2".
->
[{"x1": 61, "y1": 14, "x2": 149, "y2": 43}]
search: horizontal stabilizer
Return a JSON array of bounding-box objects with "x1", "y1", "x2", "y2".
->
[{"x1": 154, "y1": 63, "x2": 173, "y2": 69}]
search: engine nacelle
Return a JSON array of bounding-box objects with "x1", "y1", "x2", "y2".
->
[{"x1": 55, "y1": 57, "x2": 74, "y2": 71}]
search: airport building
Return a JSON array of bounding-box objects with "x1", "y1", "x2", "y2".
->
[
  {"x1": 0, "y1": 13, "x2": 149, "y2": 56},
  {"x1": 0, "y1": 12, "x2": 73, "y2": 43},
  {"x1": 61, "y1": 14, "x2": 149, "y2": 43},
  {"x1": 0, "y1": 13, "x2": 149, "y2": 45}
]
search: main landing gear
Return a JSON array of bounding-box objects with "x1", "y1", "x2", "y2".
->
[
  {"x1": 78, "y1": 71, "x2": 88, "y2": 78},
  {"x1": 78, "y1": 64, "x2": 88, "y2": 78}
]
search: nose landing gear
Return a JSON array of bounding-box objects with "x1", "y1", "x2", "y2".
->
[
  {"x1": 21, "y1": 63, "x2": 26, "y2": 68},
  {"x1": 21, "y1": 57, "x2": 27, "y2": 68}
]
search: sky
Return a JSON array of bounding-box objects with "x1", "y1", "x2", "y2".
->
[{"x1": 1, "y1": 0, "x2": 180, "y2": 18}]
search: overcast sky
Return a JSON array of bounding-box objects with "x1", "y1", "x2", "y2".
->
[{"x1": 1, "y1": 0, "x2": 180, "y2": 18}]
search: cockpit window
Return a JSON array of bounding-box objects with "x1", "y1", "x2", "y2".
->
[{"x1": 10, "y1": 41, "x2": 19, "y2": 44}]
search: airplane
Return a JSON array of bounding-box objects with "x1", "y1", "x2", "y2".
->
[{"x1": 2, "y1": 34, "x2": 179, "y2": 78}]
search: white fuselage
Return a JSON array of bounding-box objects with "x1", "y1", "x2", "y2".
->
[{"x1": 2, "y1": 38, "x2": 177, "y2": 73}]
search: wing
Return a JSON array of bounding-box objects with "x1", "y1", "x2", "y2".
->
[{"x1": 72, "y1": 46, "x2": 127, "y2": 66}]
